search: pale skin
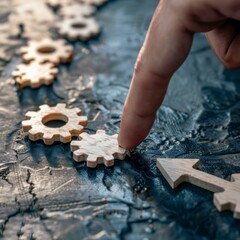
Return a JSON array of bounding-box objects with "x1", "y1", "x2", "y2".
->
[{"x1": 118, "y1": 0, "x2": 240, "y2": 149}]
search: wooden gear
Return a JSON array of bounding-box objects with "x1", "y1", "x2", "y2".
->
[
  {"x1": 157, "y1": 158, "x2": 240, "y2": 219},
  {"x1": 20, "y1": 38, "x2": 73, "y2": 65},
  {"x1": 56, "y1": 17, "x2": 100, "y2": 41},
  {"x1": 12, "y1": 62, "x2": 58, "y2": 89},
  {"x1": 22, "y1": 104, "x2": 88, "y2": 145},
  {"x1": 71, "y1": 130, "x2": 127, "y2": 168},
  {"x1": 60, "y1": 3, "x2": 96, "y2": 18}
]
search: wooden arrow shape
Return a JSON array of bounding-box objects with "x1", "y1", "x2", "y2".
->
[{"x1": 157, "y1": 158, "x2": 240, "y2": 219}]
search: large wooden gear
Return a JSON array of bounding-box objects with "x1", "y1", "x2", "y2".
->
[
  {"x1": 22, "y1": 104, "x2": 88, "y2": 145},
  {"x1": 71, "y1": 130, "x2": 127, "y2": 168},
  {"x1": 12, "y1": 62, "x2": 58, "y2": 89},
  {"x1": 20, "y1": 38, "x2": 73, "y2": 65},
  {"x1": 56, "y1": 17, "x2": 100, "y2": 41}
]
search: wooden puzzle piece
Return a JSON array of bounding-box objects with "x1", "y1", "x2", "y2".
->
[
  {"x1": 157, "y1": 158, "x2": 240, "y2": 219},
  {"x1": 22, "y1": 104, "x2": 88, "y2": 145},
  {"x1": 56, "y1": 17, "x2": 100, "y2": 41},
  {"x1": 12, "y1": 62, "x2": 58, "y2": 89},
  {"x1": 59, "y1": 3, "x2": 96, "y2": 18},
  {"x1": 71, "y1": 130, "x2": 127, "y2": 168},
  {"x1": 20, "y1": 38, "x2": 73, "y2": 65}
]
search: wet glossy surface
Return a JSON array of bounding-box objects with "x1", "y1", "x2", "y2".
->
[{"x1": 0, "y1": 0, "x2": 240, "y2": 239}]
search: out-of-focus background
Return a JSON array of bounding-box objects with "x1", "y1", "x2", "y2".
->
[{"x1": 0, "y1": 0, "x2": 240, "y2": 239}]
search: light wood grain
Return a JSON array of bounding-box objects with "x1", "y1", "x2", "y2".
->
[
  {"x1": 22, "y1": 103, "x2": 88, "y2": 145},
  {"x1": 157, "y1": 158, "x2": 240, "y2": 219},
  {"x1": 71, "y1": 130, "x2": 126, "y2": 168}
]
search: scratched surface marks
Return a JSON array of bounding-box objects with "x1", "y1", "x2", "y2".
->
[{"x1": 0, "y1": 0, "x2": 240, "y2": 239}]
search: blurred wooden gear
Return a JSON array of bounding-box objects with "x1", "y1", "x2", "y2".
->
[
  {"x1": 60, "y1": 3, "x2": 96, "y2": 18},
  {"x1": 56, "y1": 17, "x2": 100, "y2": 41},
  {"x1": 12, "y1": 62, "x2": 58, "y2": 89},
  {"x1": 20, "y1": 38, "x2": 73, "y2": 65}
]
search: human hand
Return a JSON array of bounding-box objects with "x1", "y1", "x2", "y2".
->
[{"x1": 118, "y1": 0, "x2": 240, "y2": 149}]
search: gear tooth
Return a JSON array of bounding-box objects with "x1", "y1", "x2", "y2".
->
[
  {"x1": 57, "y1": 39, "x2": 66, "y2": 46},
  {"x1": 12, "y1": 70, "x2": 20, "y2": 78},
  {"x1": 78, "y1": 132, "x2": 88, "y2": 139},
  {"x1": 59, "y1": 132, "x2": 72, "y2": 143},
  {"x1": 97, "y1": 130, "x2": 105, "y2": 134},
  {"x1": 20, "y1": 46, "x2": 28, "y2": 54},
  {"x1": 31, "y1": 81, "x2": 41, "y2": 88},
  {"x1": 43, "y1": 137, "x2": 55, "y2": 145},
  {"x1": 112, "y1": 134, "x2": 118, "y2": 139},
  {"x1": 70, "y1": 126, "x2": 84, "y2": 136},
  {"x1": 42, "y1": 38, "x2": 52, "y2": 45},
  {"x1": 50, "y1": 68, "x2": 58, "y2": 76},
  {"x1": 66, "y1": 45, "x2": 73, "y2": 54},
  {"x1": 86, "y1": 155, "x2": 98, "y2": 168},
  {"x1": 39, "y1": 104, "x2": 50, "y2": 111},
  {"x1": 79, "y1": 116, "x2": 88, "y2": 126},
  {"x1": 103, "y1": 157, "x2": 114, "y2": 167},
  {"x1": 43, "y1": 132, "x2": 54, "y2": 140},
  {"x1": 22, "y1": 120, "x2": 33, "y2": 131},
  {"x1": 22, "y1": 53, "x2": 34, "y2": 63},
  {"x1": 56, "y1": 103, "x2": 66, "y2": 109},
  {"x1": 25, "y1": 111, "x2": 38, "y2": 119},
  {"x1": 73, "y1": 107, "x2": 81, "y2": 115},
  {"x1": 113, "y1": 147, "x2": 126, "y2": 160},
  {"x1": 73, "y1": 150, "x2": 87, "y2": 162},
  {"x1": 70, "y1": 141, "x2": 81, "y2": 151},
  {"x1": 28, "y1": 129, "x2": 43, "y2": 141},
  {"x1": 44, "y1": 79, "x2": 53, "y2": 86}
]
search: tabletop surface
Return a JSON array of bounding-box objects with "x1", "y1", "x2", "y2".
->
[{"x1": 0, "y1": 0, "x2": 240, "y2": 239}]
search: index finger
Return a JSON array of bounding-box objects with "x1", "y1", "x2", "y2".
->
[{"x1": 118, "y1": 1, "x2": 194, "y2": 149}]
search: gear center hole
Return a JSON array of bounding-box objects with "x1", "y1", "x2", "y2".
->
[
  {"x1": 37, "y1": 46, "x2": 56, "y2": 54},
  {"x1": 42, "y1": 113, "x2": 68, "y2": 128},
  {"x1": 71, "y1": 23, "x2": 86, "y2": 29}
]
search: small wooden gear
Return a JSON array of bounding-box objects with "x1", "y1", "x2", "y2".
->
[
  {"x1": 12, "y1": 62, "x2": 58, "y2": 89},
  {"x1": 71, "y1": 130, "x2": 127, "y2": 168},
  {"x1": 20, "y1": 38, "x2": 73, "y2": 65},
  {"x1": 60, "y1": 3, "x2": 96, "y2": 18},
  {"x1": 22, "y1": 104, "x2": 88, "y2": 145},
  {"x1": 56, "y1": 17, "x2": 100, "y2": 41},
  {"x1": 80, "y1": 0, "x2": 108, "y2": 7}
]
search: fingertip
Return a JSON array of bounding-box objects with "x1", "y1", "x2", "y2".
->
[
  {"x1": 118, "y1": 111, "x2": 156, "y2": 150},
  {"x1": 118, "y1": 130, "x2": 138, "y2": 150}
]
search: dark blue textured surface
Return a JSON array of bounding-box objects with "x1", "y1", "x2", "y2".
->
[{"x1": 0, "y1": 0, "x2": 240, "y2": 239}]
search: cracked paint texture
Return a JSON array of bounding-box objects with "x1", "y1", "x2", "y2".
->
[{"x1": 0, "y1": 0, "x2": 239, "y2": 239}]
